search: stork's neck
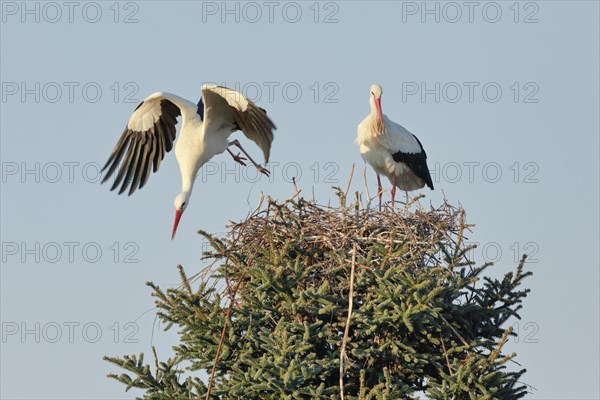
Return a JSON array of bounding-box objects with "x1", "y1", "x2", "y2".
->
[
  {"x1": 181, "y1": 175, "x2": 195, "y2": 194},
  {"x1": 368, "y1": 96, "x2": 386, "y2": 134},
  {"x1": 369, "y1": 96, "x2": 379, "y2": 117}
]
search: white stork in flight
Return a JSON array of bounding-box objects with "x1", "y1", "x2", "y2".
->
[
  {"x1": 101, "y1": 84, "x2": 276, "y2": 239},
  {"x1": 356, "y1": 84, "x2": 433, "y2": 209}
]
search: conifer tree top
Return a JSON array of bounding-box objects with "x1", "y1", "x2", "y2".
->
[{"x1": 105, "y1": 191, "x2": 533, "y2": 399}]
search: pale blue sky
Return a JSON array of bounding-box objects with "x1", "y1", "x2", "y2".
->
[{"x1": 1, "y1": 1, "x2": 599, "y2": 398}]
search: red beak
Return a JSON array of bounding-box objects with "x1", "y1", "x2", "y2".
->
[
  {"x1": 171, "y1": 209, "x2": 183, "y2": 240},
  {"x1": 375, "y1": 98, "x2": 383, "y2": 124}
]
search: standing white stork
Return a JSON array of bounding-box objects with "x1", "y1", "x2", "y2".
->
[
  {"x1": 101, "y1": 84, "x2": 276, "y2": 239},
  {"x1": 356, "y1": 84, "x2": 433, "y2": 209}
]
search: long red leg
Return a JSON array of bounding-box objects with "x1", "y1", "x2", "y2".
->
[
  {"x1": 377, "y1": 174, "x2": 383, "y2": 212},
  {"x1": 229, "y1": 140, "x2": 269, "y2": 176},
  {"x1": 391, "y1": 173, "x2": 396, "y2": 210}
]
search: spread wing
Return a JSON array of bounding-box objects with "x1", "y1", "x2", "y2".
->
[
  {"x1": 101, "y1": 92, "x2": 196, "y2": 195},
  {"x1": 201, "y1": 84, "x2": 276, "y2": 163}
]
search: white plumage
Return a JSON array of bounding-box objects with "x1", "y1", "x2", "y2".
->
[
  {"x1": 101, "y1": 84, "x2": 276, "y2": 239},
  {"x1": 356, "y1": 84, "x2": 433, "y2": 208}
]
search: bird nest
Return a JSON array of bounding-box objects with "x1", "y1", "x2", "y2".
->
[{"x1": 195, "y1": 187, "x2": 474, "y2": 297}]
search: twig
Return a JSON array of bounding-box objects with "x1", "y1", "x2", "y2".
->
[
  {"x1": 452, "y1": 209, "x2": 466, "y2": 261},
  {"x1": 286, "y1": 179, "x2": 302, "y2": 202},
  {"x1": 440, "y1": 335, "x2": 453, "y2": 376},
  {"x1": 362, "y1": 166, "x2": 372, "y2": 208},
  {"x1": 340, "y1": 244, "x2": 357, "y2": 400},
  {"x1": 344, "y1": 163, "x2": 355, "y2": 198},
  {"x1": 206, "y1": 269, "x2": 248, "y2": 400},
  {"x1": 356, "y1": 262, "x2": 374, "y2": 271},
  {"x1": 438, "y1": 312, "x2": 470, "y2": 349}
]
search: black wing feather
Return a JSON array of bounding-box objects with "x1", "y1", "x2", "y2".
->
[
  {"x1": 391, "y1": 135, "x2": 434, "y2": 190},
  {"x1": 118, "y1": 138, "x2": 141, "y2": 194},
  {"x1": 101, "y1": 99, "x2": 181, "y2": 195}
]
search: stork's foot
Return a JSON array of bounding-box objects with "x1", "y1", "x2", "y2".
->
[
  {"x1": 256, "y1": 165, "x2": 270, "y2": 177},
  {"x1": 227, "y1": 148, "x2": 247, "y2": 166},
  {"x1": 231, "y1": 152, "x2": 247, "y2": 166},
  {"x1": 391, "y1": 174, "x2": 397, "y2": 210},
  {"x1": 228, "y1": 140, "x2": 269, "y2": 177}
]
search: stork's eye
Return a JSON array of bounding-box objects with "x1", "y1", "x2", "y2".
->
[{"x1": 371, "y1": 92, "x2": 374, "y2": 95}]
